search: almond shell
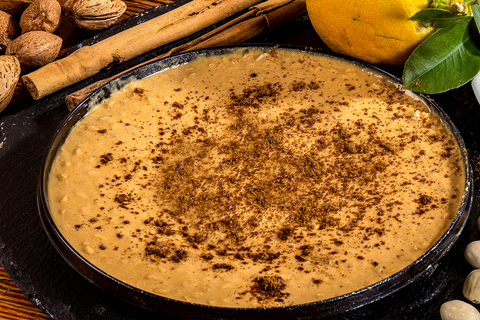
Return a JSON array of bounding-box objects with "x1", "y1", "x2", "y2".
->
[
  {"x1": 20, "y1": 0, "x2": 62, "y2": 34},
  {"x1": 0, "y1": 55, "x2": 21, "y2": 112},
  {"x1": 6, "y1": 30, "x2": 62, "y2": 72},
  {"x1": 0, "y1": 0, "x2": 33, "y2": 16},
  {"x1": 63, "y1": 0, "x2": 127, "y2": 31},
  {"x1": 0, "y1": 10, "x2": 20, "y2": 53}
]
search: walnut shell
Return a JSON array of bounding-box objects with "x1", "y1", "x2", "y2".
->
[
  {"x1": 0, "y1": 55, "x2": 21, "y2": 112},
  {"x1": 20, "y1": 0, "x2": 61, "y2": 34},
  {"x1": 63, "y1": 0, "x2": 126, "y2": 31},
  {"x1": 0, "y1": 0, "x2": 33, "y2": 16},
  {"x1": 6, "y1": 30, "x2": 62, "y2": 72},
  {"x1": 0, "y1": 10, "x2": 20, "y2": 53}
]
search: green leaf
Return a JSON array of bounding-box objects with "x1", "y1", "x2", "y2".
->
[
  {"x1": 409, "y1": 8, "x2": 468, "y2": 28},
  {"x1": 403, "y1": 16, "x2": 480, "y2": 94},
  {"x1": 473, "y1": 4, "x2": 480, "y2": 31}
]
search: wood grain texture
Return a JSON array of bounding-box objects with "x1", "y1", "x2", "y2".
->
[
  {"x1": 0, "y1": 267, "x2": 51, "y2": 319},
  {"x1": 3, "y1": 1, "x2": 169, "y2": 318}
]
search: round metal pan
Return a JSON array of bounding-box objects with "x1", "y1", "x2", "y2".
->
[{"x1": 37, "y1": 45, "x2": 474, "y2": 319}]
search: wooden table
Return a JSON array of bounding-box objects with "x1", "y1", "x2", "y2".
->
[{"x1": 1, "y1": 1, "x2": 174, "y2": 318}]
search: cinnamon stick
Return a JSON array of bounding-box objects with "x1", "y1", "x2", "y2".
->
[
  {"x1": 65, "y1": 0, "x2": 306, "y2": 111},
  {"x1": 21, "y1": 0, "x2": 265, "y2": 100}
]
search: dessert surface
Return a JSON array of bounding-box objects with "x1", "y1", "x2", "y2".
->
[{"x1": 47, "y1": 48, "x2": 465, "y2": 308}]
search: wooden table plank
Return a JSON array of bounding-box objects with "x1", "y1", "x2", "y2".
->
[
  {"x1": 3, "y1": 1, "x2": 171, "y2": 318},
  {"x1": 0, "y1": 267, "x2": 51, "y2": 319}
]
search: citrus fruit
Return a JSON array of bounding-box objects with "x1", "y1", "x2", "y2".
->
[{"x1": 306, "y1": 0, "x2": 434, "y2": 66}]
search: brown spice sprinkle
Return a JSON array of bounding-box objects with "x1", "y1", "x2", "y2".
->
[
  {"x1": 126, "y1": 76, "x2": 461, "y2": 302},
  {"x1": 250, "y1": 276, "x2": 289, "y2": 301},
  {"x1": 99, "y1": 153, "x2": 113, "y2": 164},
  {"x1": 49, "y1": 49, "x2": 466, "y2": 308}
]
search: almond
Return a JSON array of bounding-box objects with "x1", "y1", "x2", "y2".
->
[
  {"x1": 0, "y1": 0, "x2": 33, "y2": 16},
  {"x1": 6, "y1": 30, "x2": 62, "y2": 72},
  {"x1": 0, "y1": 55, "x2": 21, "y2": 112},
  {"x1": 63, "y1": 0, "x2": 127, "y2": 31},
  {"x1": 20, "y1": 0, "x2": 61, "y2": 34},
  {"x1": 0, "y1": 10, "x2": 20, "y2": 53}
]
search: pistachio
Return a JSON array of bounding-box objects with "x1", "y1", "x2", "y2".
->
[
  {"x1": 0, "y1": 55, "x2": 21, "y2": 113},
  {"x1": 19, "y1": 0, "x2": 61, "y2": 34},
  {"x1": 440, "y1": 300, "x2": 480, "y2": 320},
  {"x1": 63, "y1": 0, "x2": 127, "y2": 31},
  {"x1": 464, "y1": 269, "x2": 480, "y2": 304},
  {"x1": 465, "y1": 241, "x2": 480, "y2": 269}
]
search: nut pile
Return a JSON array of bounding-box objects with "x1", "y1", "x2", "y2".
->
[
  {"x1": 0, "y1": 0, "x2": 126, "y2": 111},
  {"x1": 440, "y1": 219, "x2": 480, "y2": 319}
]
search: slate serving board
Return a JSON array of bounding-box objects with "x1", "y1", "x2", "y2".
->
[{"x1": 1, "y1": 3, "x2": 480, "y2": 319}]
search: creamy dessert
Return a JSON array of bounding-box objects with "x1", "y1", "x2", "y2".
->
[{"x1": 47, "y1": 47, "x2": 466, "y2": 308}]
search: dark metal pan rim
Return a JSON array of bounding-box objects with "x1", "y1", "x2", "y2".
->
[{"x1": 37, "y1": 44, "x2": 474, "y2": 319}]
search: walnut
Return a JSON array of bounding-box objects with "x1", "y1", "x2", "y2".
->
[
  {"x1": 19, "y1": 0, "x2": 61, "y2": 34},
  {"x1": 0, "y1": 10, "x2": 20, "y2": 53},
  {"x1": 6, "y1": 30, "x2": 62, "y2": 72},
  {"x1": 0, "y1": 55, "x2": 21, "y2": 112},
  {"x1": 63, "y1": 0, "x2": 127, "y2": 31}
]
